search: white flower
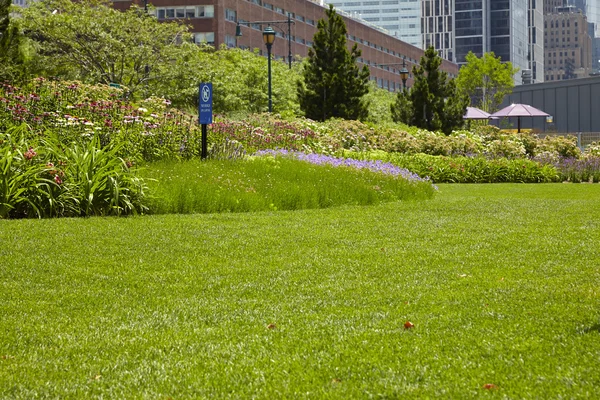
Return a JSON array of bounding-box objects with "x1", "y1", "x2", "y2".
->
[{"x1": 138, "y1": 107, "x2": 148, "y2": 113}]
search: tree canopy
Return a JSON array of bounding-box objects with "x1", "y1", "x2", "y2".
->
[
  {"x1": 391, "y1": 47, "x2": 468, "y2": 135},
  {"x1": 297, "y1": 5, "x2": 370, "y2": 121},
  {"x1": 19, "y1": 0, "x2": 197, "y2": 98},
  {"x1": 455, "y1": 51, "x2": 518, "y2": 113},
  {"x1": 0, "y1": 0, "x2": 36, "y2": 83}
]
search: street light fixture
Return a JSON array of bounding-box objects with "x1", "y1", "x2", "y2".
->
[
  {"x1": 263, "y1": 26, "x2": 276, "y2": 113},
  {"x1": 236, "y1": 16, "x2": 295, "y2": 69},
  {"x1": 399, "y1": 57, "x2": 409, "y2": 91},
  {"x1": 374, "y1": 57, "x2": 411, "y2": 91}
]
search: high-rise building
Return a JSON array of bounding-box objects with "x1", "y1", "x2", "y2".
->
[
  {"x1": 327, "y1": 0, "x2": 422, "y2": 47},
  {"x1": 529, "y1": 0, "x2": 545, "y2": 82},
  {"x1": 422, "y1": 0, "x2": 453, "y2": 60},
  {"x1": 544, "y1": 6, "x2": 593, "y2": 80},
  {"x1": 544, "y1": 0, "x2": 565, "y2": 14},
  {"x1": 422, "y1": 0, "x2": 531, "y2": 84}
]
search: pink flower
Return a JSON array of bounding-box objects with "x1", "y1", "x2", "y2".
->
[
  {"x1": 23, "y1": 148, "x2": 37, "y2": 160},
  {"x1": 54, "y1": 175, "x2": 63, "y2": 185}
]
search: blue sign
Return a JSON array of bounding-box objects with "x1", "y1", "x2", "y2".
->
[{"x1": 198, "y1": 83, "x2": 213, "y2": 125}]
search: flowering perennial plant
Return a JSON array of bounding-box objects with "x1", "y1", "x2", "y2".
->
[
  {"x1": 209, "y1": 115, "x2": 319, "y2": 154},
  {"x1": 254, "y1": 149, "x2": 431, "y2": 185},
  {"x1": 0, "y1": 79, "x2": 202, "y2": 161}
]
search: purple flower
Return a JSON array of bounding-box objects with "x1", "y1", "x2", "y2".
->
[{"x1": 254, "y1": 149, "x2": 430, "y2": 183}]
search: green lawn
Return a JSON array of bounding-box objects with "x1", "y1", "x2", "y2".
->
[{"x1": 1, "y1": 184, "x2": 599, "y2": 398}]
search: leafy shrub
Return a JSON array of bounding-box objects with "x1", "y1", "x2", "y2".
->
[
  {"x1": 584, "y1": 142, "x2": 600, "y2": 157},
  {"x1": 536, "y1": 135, "x2": 580, "y2": 158},
  {"x1": 345, "y1": 151, "x2": 559, "y2": 183}
]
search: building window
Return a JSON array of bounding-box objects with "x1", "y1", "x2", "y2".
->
[
  {"x1": 155, "y1": 5, "x2": 214, "y2": 19},
  {"x1": 225, "y1": 34, "x2": 236, "y2": 48},
  {"x1": 197, "y1": 6, "x2": 214, "y2": 18},
  {"x1": 194, "y1": 32, "x2": 215, "y2": 45},
  {"x1": 225, "y1": 9, "x2": 236, "y2": 22}
]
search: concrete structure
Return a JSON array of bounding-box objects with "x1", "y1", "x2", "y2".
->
[
  {"x1": 111, "y1": 0, "x2": 459, "y2": 92},
  {"x1": 544, "y1": 0, "x2": 565, "y2": 14},
  {"x1": 327, "y1": 0, "x2": 423, "y2": 48},
  {"x1": 544, "y1": 7, "x2": 593, "y2": 81},
  {"x1": 499, "y1": 75, "x2": 600, "y2": 132}
]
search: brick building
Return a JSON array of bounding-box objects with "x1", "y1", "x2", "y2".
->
[{"x1": 111, "y1": 0, "x2": 459, "y2": 91}]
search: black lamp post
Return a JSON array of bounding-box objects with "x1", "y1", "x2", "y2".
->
[
  {"x1": 236, "y1": 16, "x2": 294, "y2": 69},
  {"x1": 399, "y1": 57, "x2": 409, "y2": 91},
  {"x1": 263, "y1": 26, "x2": 276, "y2": 113}
]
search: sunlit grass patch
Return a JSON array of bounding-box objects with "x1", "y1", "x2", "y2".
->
[
  {"x1": 142, "y1": 154, "x2": 435, "y2": 214},
  {"x1": 1, "y1": 184, "x2": 599, "y2": 398}
]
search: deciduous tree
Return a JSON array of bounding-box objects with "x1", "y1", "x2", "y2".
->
[
  {"x1": 455, "y1": 51, "x2": 518, "y2": 113},
  {"x1": 0, "y1": 0, "x2": 36, "y2": 83},
  {"x1": 20, "y1": 0, "x2": 197, "y2": 98},
  {"x1": 297, "y1": 5, "x2": 370, "y2": 121}
]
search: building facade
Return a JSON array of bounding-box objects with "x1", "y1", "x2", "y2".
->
[
  {"x1": 327, "y1": 0, "x2": 423, "y2": 48},
  {"x1": 529, "y1": 0, "x2": 545, "y2": 83},
  {"x1": 421, "y1": 0, "x2": 453, "y2": 61},
  {"x1": 544, "y1": 7, "x2": 593, "y2": 81},
  {"x1": 111, "y1": 0, "x2": 459, "y2": 91},
  {"x1": 421, "y1": 0, "x2": 532, "y2": 83}
]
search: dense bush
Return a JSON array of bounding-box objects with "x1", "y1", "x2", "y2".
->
[{"x1": 346, "y1": 151, "x2": 559, "y2": 183}]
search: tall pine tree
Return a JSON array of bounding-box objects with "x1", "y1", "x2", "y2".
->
[
  {"x1": 297, "y1": 5, "x2": 370, "y2": 121},
  {"x1": 391, "y1": 46, "x2": 468, "y2": 135}
]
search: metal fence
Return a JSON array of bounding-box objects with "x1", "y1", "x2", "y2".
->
[{"x1": 536, "y1": 132, "x2": 600, "y2": 150}]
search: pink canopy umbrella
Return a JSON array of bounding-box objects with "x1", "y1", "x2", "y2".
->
[
  {"x1": 490, "y1": 103, "x2": 550, "y2": 132},
  {"x1": 463, "y1": 107, "x2": 493, "y2": 120}
]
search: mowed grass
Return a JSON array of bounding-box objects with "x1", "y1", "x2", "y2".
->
[{"x1": 1, "y1": 184, "x2": 599, "y2": 398}]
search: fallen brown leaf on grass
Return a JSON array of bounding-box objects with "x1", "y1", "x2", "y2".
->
[
  {"x1": 483, "y1": 383, "x2": 497, "y2": 390},
  {"x1": 404, "y1": 321, "x2": 414, "y2": 329},
  {"x1": 267, "y1": 323, "x2": 276, "y2": 330}
]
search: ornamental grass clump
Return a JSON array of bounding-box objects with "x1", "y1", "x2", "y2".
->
[
  {"x1": 0, "y1": 124, "x2": 148, "y2": 219},
  {"x1": 142, "y1": 153, "x2": 435, "y2": 214}
]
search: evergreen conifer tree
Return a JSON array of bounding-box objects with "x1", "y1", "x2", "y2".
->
[
  {"x1": 391, "y1": 46, "x2": 468, "y2": 135},
  {"x1": 297, "y1": 5, "x2": 370, "y2": 121}
]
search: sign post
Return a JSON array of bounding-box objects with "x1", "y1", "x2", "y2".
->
[{"x1": 198, "y1": 83, "x2": 213, "y2": 160}]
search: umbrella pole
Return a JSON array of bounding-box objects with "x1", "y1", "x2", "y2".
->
[{"x1": 518, "y1": 116, "x2": 521, "y2": 133}]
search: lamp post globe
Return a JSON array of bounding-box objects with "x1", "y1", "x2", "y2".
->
[
  {"x1": 263, "y1": 26, "x2": 276, "y2": 113},
  {"x1": 399, "y1": 58, "x2": 409, "y2": 91}
]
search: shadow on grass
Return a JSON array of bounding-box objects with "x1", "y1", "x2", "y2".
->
[{"x1": 582, "y1": 323, "x2": 600, "y2": 334}]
